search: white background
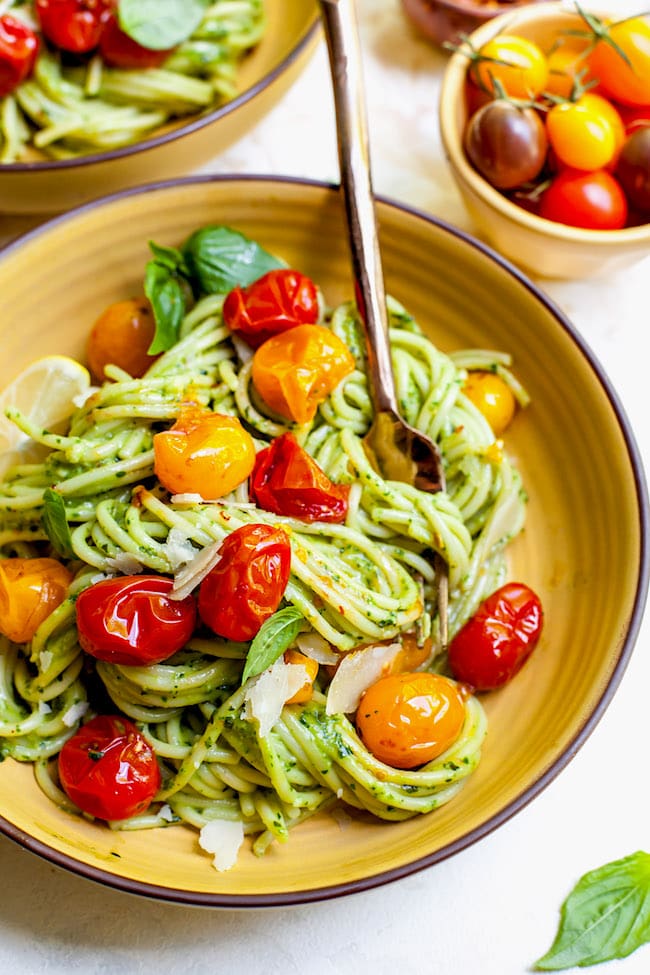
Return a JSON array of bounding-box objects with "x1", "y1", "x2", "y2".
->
[{"x1": 1, "y1": 2, "x2": 649, "y2": 973}]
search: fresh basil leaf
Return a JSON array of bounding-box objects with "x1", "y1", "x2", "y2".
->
[
  {"x1": 42, "y1": 489, "x2": 74, "y2": 559},
  {"x1": 535, "y1": 851, "x2": 650, "y2": 970},
  {"x1": 241, "y1": 606, "x2": 304, "y2": 685},
  {"x1": 144, "y1": 259, "x2": 188, "y2": 354},
  {"x1": 118, "y1": 0, "x2": 209, "y2": 51},
  {"x1": 182, "y1": 225, "x2": 284, "y2": 296},
  {"x1": 148, "y1": 241, "x2": 189, "y2": 276}
]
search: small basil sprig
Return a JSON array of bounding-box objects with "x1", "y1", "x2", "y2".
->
[
  {"x1": 118, "y1": 0, "x2": 209, "y2": 51},
  {"x1": 145, "y1": 226, "x2": 284, "y2": 353},
  {"x1": 536, "y1": 851, "x2": 650, "y2": 970},
  {"x1": 42, "y1": 488, "x2": 74, "y2": 559},
  {"x1": 241, "y1": 606, "x2": 304, "y2": 686}
]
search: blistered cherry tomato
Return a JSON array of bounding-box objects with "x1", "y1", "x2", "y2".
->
[
  {"x1": 86, "y1": 297, "x2": 159, "y2": 381},
  {"x1": 250, "y1": 432, "x2": 350, "y2": 523},
  {"x1": 76, "y1": 575, "x2": 197, "y2": 666},
  {"x1": 587, "y1": 16, "x2": 650, "y2": 108},
  {"x1": 252, "y1": 324, "x2": 355, "y2": 425},
  {"x1": 463, "y1": 370, "x2": 516, "y2": 435},
  {"x1": 616, "y1": 127, "x2": 650, "y2": 214},
  {"x1": 356, "y1": 672, "x2": 467, "y2": 770},
  {"x1": 198, "y1": 524, "x2": 291, "y2": 642},
  {"x1": 465, "y1": 99, "x2": 548, "y2": 190},
  {"x1": 471, "y1": 34, "x2": 549, "y2": 99},
  {"x1": 448, "y1": 582, "x2": 543, "y2": 690},
  {"x1": 0, "y1": 15, "x2": 39, "y2": 97},
  {"x1": 35, "y1": 0, "x2": 112, "y2": 54},
  {"x1": 539, "y1": 168, "x2": 628, "y2": 230},
  {"x1": 98, "y1": 13, "x2": 174, "y2": 68},
  {"x1": 0, "y1": 557, "x2": 72, "y2": 644},
  {"x1": 223, "y1": 269, "x2": 320, "y2": 349},
  {"x1": 546, "y1": 95, "x2": 619, "y2": 172},
  {"x1": 58, "y1": 715, "x2": 161, "y2": 820},
  {"x1": 153, "y1": 406, "x2": 256, "y2": 499},
  {"x1": 284, "y1": 648, "x2": 319, "y2": 704}
]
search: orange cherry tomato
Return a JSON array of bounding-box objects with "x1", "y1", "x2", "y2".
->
[
  {"x1": 251, "y1": 324, "x2": 355, "y2": 425},
  {"x1": 587, "y1": 17, "x2": 650, "y2": 108},
  {"x1": 472, "y1": 34, "x2": 549, "y2": 99},
  {"x1": 153, "y1": 406, "x2": 255, "y2": 499},
  {"x1": 463, "y1": 371, "x2": 516, "y2": 435},
  {"x1": 86, "y1": 298, "x2": 159, "y2": 382},
  {"x1": 389, "y1": 633, "x2": 432, "y2": 674},
  {"x1": 58, "y1": 715, "x2": 161, "y2": 821},
  {"x1": 0, "y1": 557, "x2": 72, "y2": 644},
  {"x1": 356, "y1": 672, "x2": 467, "y2": 770},
  {"x1": 546, "y1": 95, "x2": 617, "y2": 172},
  {"x1": 284, "y1": 648, "x2": 319, "y2": 704},
  {"x1": 544, "y1": 42, "x2": 591, "y2": 100},
  {"x1": 223, "y1": 269, "x2": 320, "y2": 349}
]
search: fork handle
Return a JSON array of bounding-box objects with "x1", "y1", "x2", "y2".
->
[{"x1": 320, "y1": 0, "x2": 399, "y2": 417}]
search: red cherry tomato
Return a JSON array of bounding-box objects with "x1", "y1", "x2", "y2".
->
[
  {"x1": 539, "y1": 168, "x2": 628, "y2": 230},
  {"x1": 356, "y1": 672, "x2": 467, "y2": 769},
  {"x1": 0, "y1": 15, "x2": 39, "y2": 97},
  {"x1": 223, "y1": 269, "x2": 320, "y2": 349},
  {"x1": 76, "y1": 575, "x2": 197, "y2": 666},
  {"x1": 99, "y1": 14, "x2": 174, "y2": 68},
  {"x1": 35, "y1": 0, "x2": 112, "y2": 54},
  {"x1": 198, "y1": 524, "x2": 291, "y2": 642},
  {"x1": 250, "y1": 432, "x2": 350, "y2": 524},
  {"x1": 58, "y1": 715, "x2": 161, "y2": 820},
  {"x1": 448, "y1": 582, "x2": 543, "y2": 690}
]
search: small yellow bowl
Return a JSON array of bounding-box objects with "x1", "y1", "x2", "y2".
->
[
  {"x1": 0, "y1": 176, "x2": 647, "y2": 905},
  {"x1": 439, "y1": 1, "x2": 650, "y2": 279},
  {"x1": 0, "y1": 1, "x2": 319, "y2": 216}
]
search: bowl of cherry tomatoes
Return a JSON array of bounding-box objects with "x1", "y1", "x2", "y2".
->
[
  {"x1": 0, "y1": 0, "x2": 319, "y2": 215},
  {"x1": 439, "y1": 1, "x2": 650, "y2": 278}
]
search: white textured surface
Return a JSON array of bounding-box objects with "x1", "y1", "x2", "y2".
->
[{"x1": 1, "y1": 2, "x2": 650, "y2": 972}]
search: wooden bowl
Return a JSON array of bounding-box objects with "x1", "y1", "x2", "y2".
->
[
  {"x1": 402, "y1": 0, "x2": 545, "y2": 47},
  {"x1": 0, "y1": 175, "x2": 646, "y2": 905},
  {"x1": 0, "y1": 2, "x2": 319, "y2": 215}
]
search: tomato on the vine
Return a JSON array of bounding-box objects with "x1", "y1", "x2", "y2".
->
[
  {"x1": 35, "y1": 0, "x2": 112, "y2": 54},
  {"x1": 464, "y1": 99, "x2": 548, "y2": 190},
  {"x1": 0, "y1": 15, "x2": 39, "y2": 97},
  {"x1": 223, "y1": 269, "x2": 320, "y2": 349},
  {"x1": 448, "y1": 582, "x2": 543, "y2": 690},
  {"x1": 198, "y1": 524, "x2": 291, "y2": 642},
  {"x1": 250, "y1": 432, "x2": 350, "y2": 523},
  {"x1": 544, "y1": 41, "x2": 591, "y2": 100},
  {"x1": 539, "y1": 168, "x2": 628, "y2": 230},
  {"x1": 587, "y1": 16, "x2": 650, "y2": 108},
  {"x1": 471, "y1": 34, "x2": 549, "y2": 99},
  {"x1": 58, "y1": 715, "x2": 161, "y2": 820},
  {"x1": 546, "y1": 94, "x2": 619, "y2": 172},
  {"x1": 86, "y1": 297, "x2": 159, "y2": 381},
  {"x1": 76, "y1": 575, "x2": 197, "y2": 666},
  {"x1": 356, "y1": 672, "x2": 467, "y2": 769}
]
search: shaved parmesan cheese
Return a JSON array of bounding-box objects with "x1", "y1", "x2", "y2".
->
[
  {"x1": 170, "y1": 493, "x2": 205, "y2": 505},
  {"x1": 38, "y1": 701, "x2": 52, "y2": 716},
  {"x1": 62, "y1": 701, "x2": 89, "y2": 727},
  {"x1": 104, "y1": 552, "x2": 145, "y2": 575},
  {"x1": 326, "y1": 642, "x2": 402, "y2": 716},
  {"x1": 161, "y1": 527, "x2": 198, "y2": 572},
  {"x1": 39, "y1": 650, "x2": 53, "y2": 673},
  {"x1": 72, "y1": 386, "x2": 99, "y2": 408},
  {"x1": 295, "y1": 631, "x2": 339, "y2": 665},
  {"x1": 158, "y1": 804, "x2": 175, "y2": 823},
  {"x1": 244, "y1": 658, "x2": 310, "y2": 737},
  {"x1": 199, "y1": 819, "x2": 245, "y2": 872},
  {"x1": 171, "y1": 538, "x2": 223, "y2": 601}
]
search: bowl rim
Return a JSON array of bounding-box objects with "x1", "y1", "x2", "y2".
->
[
  {"x1": 0, "y1": 12, "x2": 320, "y2": 174},
  {"x1": 0, "y1": 172, "x2": 648, "y2": 907},
  {"x1": 403, "y1": 0, "x2": 544, "y2": 19},
  {"x1": 439, "y1": 1, "x2": 650, "y2": 245}
]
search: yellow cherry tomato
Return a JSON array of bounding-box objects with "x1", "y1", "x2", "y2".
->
[
  {"x1": 546, "y1": 96, "x2": 617, "y2": 171},
  {"x1": 472, "y1": 34, "x2": 549, "y2": 99},
  {"x1": 0, "y1": 557, "x2": 72, "y2": 644},
  {"x1": 251, "y1": 324, "x2": 355, "y2": 425},
  {"x1": 284, "y1": 649, "x2": 319, "y2": 704},
  {"x1": 463, "y1": 371, "x2": 516, "y2": 435},
  {"x1": 356, "y1": 672, "x2": 467, "y2": 770},
  {"x1": 153, "y1": 406, "x2": 255, "y2": 499},
  {"x1": 86, "y1": 298, "x2": 159, "y2": 382}
]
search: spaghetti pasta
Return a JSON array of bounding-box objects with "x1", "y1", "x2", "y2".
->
[{"x1": 0, "y1": 235, "x2": 528, "y2": 866}]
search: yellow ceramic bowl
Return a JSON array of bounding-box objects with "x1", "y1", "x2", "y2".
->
[
  {"x1": 439, "y1": 2, "x2": 650, "y2": 279},
  {"x1": 0, "y1": 176, "x2": 647, "y2": 905},
  {"x1": 0, "y1": 2, "x2": 319, "y2": 216}
]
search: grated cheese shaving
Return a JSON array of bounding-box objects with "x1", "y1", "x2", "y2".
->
[{"x1": 199, "y1": 819, "x2": 245, "y2": 872}]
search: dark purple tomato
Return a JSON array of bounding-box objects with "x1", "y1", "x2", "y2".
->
[
  {"x1": 464, "y1": 100, "x2": 548, "y2": 191},
  {"x1": 616, "y1": 127, "x2": 650, "y2": 214}
]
